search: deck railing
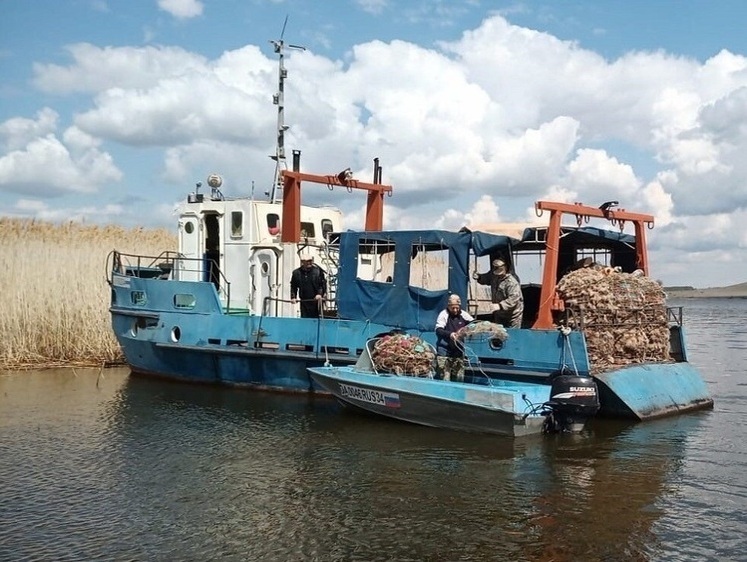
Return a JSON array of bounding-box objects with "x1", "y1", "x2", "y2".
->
[{"x1": 106, "y1": 250, "x2": 232, "y2": 311}]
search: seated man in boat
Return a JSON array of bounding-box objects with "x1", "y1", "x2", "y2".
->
[
  {"x1": 290, "y1": 252, "x2": 327, "y2": 318},
  {"x1": 473, "y1": 259, "x2": 524, "y2": 328},
  {"x1": 435, "y1": 294, "x2": 474, "y2": 382}
]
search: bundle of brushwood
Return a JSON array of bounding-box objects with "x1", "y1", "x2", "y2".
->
[
  {"x1": 556, "y1": 267, "x2": 671, "y2": 373},
  {"x1": 371, "y1": 333, "x2": 436, "y2": 377}
]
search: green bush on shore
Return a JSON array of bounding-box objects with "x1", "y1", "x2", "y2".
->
[{"x1": 0, "y1": 218, "x2": 175, "y2": 369}]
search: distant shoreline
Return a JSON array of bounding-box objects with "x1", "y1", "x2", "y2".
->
[{"x1": 665, "y1": 287, "x2": 747, "y2": 299}]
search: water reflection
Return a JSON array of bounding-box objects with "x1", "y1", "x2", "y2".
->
[
  {"x1": 91, "y1": 375, "x2": 706, "y2": 560},
  {"x1": 527, "y1": 416, "x2": 709, "y2": 561}
]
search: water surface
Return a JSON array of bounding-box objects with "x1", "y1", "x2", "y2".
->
[{"x1": 1, "y1": 298, "x2": 744, "y2": 561}]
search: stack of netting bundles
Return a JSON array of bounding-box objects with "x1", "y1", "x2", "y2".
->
[
  {"x1": 371, "y1": 334, "x2": 436, "y2": 377},
  {"x1": 556, "y1": 267, "x2": 671, "y2": 373}
]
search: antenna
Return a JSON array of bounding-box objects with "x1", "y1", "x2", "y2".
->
[{"x1": 268, "y1": 15, "x2": 306, "y2": 203}]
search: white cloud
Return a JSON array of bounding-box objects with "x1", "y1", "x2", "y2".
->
[
  {"x1": 15, "y1": 199, "x2": 48, "y2": 212},
  {"x1": 161, "y1": 140, "x2": 273, "y2": 193},
  {"x1": 33, "y1": 44, "x2": 210, "y2": 94},
  {"x1": 0, "y1": 134, "x2": 118, "y2": 195},
  {"x1": 0, "y1": 108, "x2": 58, "y2": 151},
  {"x1": 13, "y1": 13, "x2": 747, "y2": 285},
  {"x1": 356, "y1": 0, "x2": 388, "y2": 15},
  {"x1": 34, "y1": 45, "x2": 276, "y2": 150},
  {"x1": 465, "y1": 195, "x2": 501, "y2": 226},
  {"x1": 638, "y1": 202, "x2": 747, "y2": 286},
  {"x1": 62, "y1": 126, "x2": 101, "y2": 153},
  {"x1": 0, "y1": 113, "x2": 122, "y2": 197},
  {"x1": 157, "y1": 0, "x2": 203, "y2": 20},
  {"x1": 10, "y1": 198, "x2": 123, "y2": 223},
  {"x1": 640, "y1": 178, "x2": 675, "y2": 226},
  {"x1": 566, "y1": 148, "x2": 640, "y2": 203},
  {"x1": 9, "y1": 197, "x2": 177, "y2": 229}
]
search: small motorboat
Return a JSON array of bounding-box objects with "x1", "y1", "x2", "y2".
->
[{"x1": 308, "y1": 336, "x2": 601, "y2": 437}]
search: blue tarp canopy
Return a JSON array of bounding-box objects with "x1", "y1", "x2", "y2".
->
[{"x1": 335, "y1": 229, "x2": 517, "y2": 331}]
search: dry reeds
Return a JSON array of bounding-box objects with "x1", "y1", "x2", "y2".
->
[{"x1": 0, "y1": 218, "x2": 175, "y2": 369}]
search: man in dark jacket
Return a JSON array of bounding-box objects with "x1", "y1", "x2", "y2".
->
[
  {"x1": 290, "y1": 253, "x2": 327, "y2": 318},
  {"x1": 434, "y1": 294, "x2": 474, "y2": 381}
]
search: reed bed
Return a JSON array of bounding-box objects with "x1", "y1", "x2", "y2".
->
[{"x1": 0, "y1": 218, "x2": 175, "y2": 369}]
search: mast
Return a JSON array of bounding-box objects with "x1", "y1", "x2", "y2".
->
[{"x1": 268, "y1": 16, "x2": 305, "y2": 203}]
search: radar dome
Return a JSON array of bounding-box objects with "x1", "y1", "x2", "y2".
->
[{"x1": 207, "y1": 174, "x2": 223, "y2": 188}]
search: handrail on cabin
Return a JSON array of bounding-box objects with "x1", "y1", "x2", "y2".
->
[
  {"x1": 261, "y1": 295, "x2": 336, "y2": 318},
  {"x1": 108, "y1": 249, "x2": 232, "y2": 311}
]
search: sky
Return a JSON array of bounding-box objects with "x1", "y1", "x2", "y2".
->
[{"x1": 2, "y1": 0, "x2": 747, "y2": 288}]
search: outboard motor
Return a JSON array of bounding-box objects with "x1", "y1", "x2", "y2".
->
[{"x1": 543, "y1": 370, "x2": 600, "y2": 433}]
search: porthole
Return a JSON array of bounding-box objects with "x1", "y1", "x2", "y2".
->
[
  {"x1": 171, "y1": 326, "x2": 181, "y2": 342},
  {"x1": 261, "y1": 262, "x2": 269, "y2": 274},
  {"x1": 185, "y1": 221, "x2": 195, "y2": 234},
  {"x1": 489, "y1": 338, "x2": 504, "y2": 350}
]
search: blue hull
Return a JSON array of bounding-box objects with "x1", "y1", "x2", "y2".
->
[
  {"x1": 109, "y1": 275, "x2": 593, "y2": 390},
  {"x1": 114, "y1": 312, "x2": 386, "y2": 392},
  {"x1": 121, "y1": 339, "x2": 327, "y2": 392},
  {"x1": 308, "y1": 366, "x2": 549, "y2": 437},
  {"x1": 595, "y1": 362, "x2": 714, "y2": 420},
  {"x1": 110, "y1": 274, "x2": 713, "y2": 421}
]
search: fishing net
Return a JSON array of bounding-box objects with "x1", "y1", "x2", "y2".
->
[
  {"x1": 457, "y1": 321, "x2": 509, "y2": 342},
  {"x1": 370, "y1": 334, "x2": 436, "y2": 377}
]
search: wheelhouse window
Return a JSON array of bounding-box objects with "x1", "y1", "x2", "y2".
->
[
  {"x1": 511, "y1": 252, "x2": 541, "y2": 284},
  {"x1": 267, "y1": 213, "x2": 280, "y2": 236},
  {"x1": 231, "y1": 211, "x2": 243, "y2": 238},
  {"x1": 576, "y1": 247, "x2": 612, "y2": 267},
  {"x1": 300, "y1": 222, "x2": 316, "y2": 239},
  {"x1": 173, "y1": 293, "x2": 196, "y2": 309},
  {"x1": 356, "y1": 238, "x2": 396, "y2": 282},
  {"x1": 409, "y1": 242, "x2": 449, "y2": 291},
  {"x1": 321, "y1": 219, "x2": 334, "y2": 239}
]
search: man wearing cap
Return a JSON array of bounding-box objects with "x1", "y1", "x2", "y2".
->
[
  {"x1": 290, "y1": 252, "x2": 327, "y2": 318},
  {"x1": 473, "y1": 258, "x2": 524, "y2": 328},
  {"x1": 434, "y1": 294, "x2": 474, "y2": 381}
]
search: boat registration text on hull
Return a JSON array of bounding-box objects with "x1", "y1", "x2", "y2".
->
[{"x1": 339, "y1": 383, "x2": 401, "y2": 408}]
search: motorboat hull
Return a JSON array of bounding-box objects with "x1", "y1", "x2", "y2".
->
[{"x1": 308, "y1": 366, "x2": 550, "y2": 437}]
